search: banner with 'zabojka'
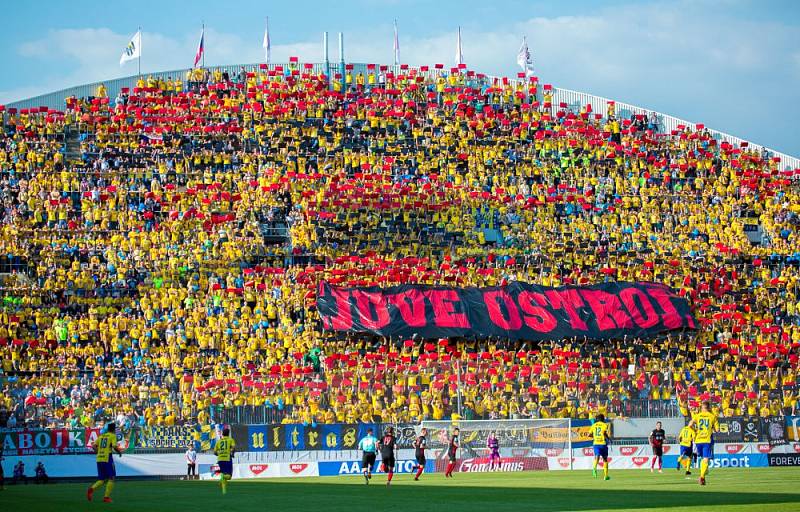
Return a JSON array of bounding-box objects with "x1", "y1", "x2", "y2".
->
[{"x1": 317, "y1": 281, "x2": 695, "y2": 341}]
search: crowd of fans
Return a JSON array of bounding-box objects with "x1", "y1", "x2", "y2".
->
[{"x1": 0, "y1": 62, "x2": 798, "y2": 430}]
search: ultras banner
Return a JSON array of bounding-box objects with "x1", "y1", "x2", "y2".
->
[{"x1": 317, "y1": 281, "x2": 695, "y2": 341}]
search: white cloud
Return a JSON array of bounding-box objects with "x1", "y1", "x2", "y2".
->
[{"x1": 1, "y1": 2, "x2": 798, "y2": 156}]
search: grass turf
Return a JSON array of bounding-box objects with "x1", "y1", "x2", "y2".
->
[{"x1": 2, "y1": 468, "x2": 800, "y2": 512}]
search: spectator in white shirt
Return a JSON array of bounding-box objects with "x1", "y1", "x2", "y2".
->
[{"x1": 185, "y1": 444, "x2": 197, "y2": 480}]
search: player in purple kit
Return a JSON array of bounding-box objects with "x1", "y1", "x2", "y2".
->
[{"x1": 487, "y1": 431, "x2": 501, "y2": 471}]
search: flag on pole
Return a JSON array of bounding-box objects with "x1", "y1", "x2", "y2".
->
[
  {"x1": 393, "y1": 19, "x2": 400, "y2": 65},
  {"x1": 262, "y1": 18, "x2": 271, "y2": 64},
  {"x1": 455, "y1": 26, "x2": 463, "y2": 66},
  {"x1": 119, "y1": 30, "x2": 141, "y2": 67},
  {"x1": 516, "y1": 36, "x2": 534, "y2": 77},
  {"x1": 193, "y1": 26, "x2": 205, "y2": 67}
]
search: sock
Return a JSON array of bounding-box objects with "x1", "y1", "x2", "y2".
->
[
  {"x1": 685, "y1": 458, "x2": 692, "y2": 471},
  {"x1": 387, "y1": 470, "x2": 393, "y2": 482},
  {"x1": 651, "y1": 458, "x2": 656, "y2": 469},
  {"x1": 91, "y1": 480, "x2": 105, "y2": 491},
  {"x1": 700, "y1": 459, "x2": 709, "y2": 479},
  {"x1": 104, "y1": 481, "x2": 114, "y2": 498},
  {"x1": 658, "y1": 457, "x2": 662, "y2": 470},
  {"x1": 220, "y1": 474, "x2": 228, "y2": 493},
  {"x1": 415, "y1": 466, "x2": 424, "y2": 478},
  {"x1": 603, "y1": 462, "x2": 609, "y2": 478},
  {"x1": 593, "y1": 459, "x2": 598, "y2": 471}
]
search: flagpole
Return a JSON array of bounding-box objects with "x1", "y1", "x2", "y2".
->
[
  {"x1": 138, "y1": 26, "x2": 142, "y2": 77},
  {"x1": 266, "y1": 17, "x2": 270, "y2": 65}
]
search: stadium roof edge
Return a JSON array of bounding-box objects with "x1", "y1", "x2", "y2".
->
[{"x1": 3, "y1": 62, "x2": 798, "y2": 170}]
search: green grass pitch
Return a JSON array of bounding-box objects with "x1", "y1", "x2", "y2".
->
[{"x1": 3, "y1": 468, "x2": 800, "y2": 512}]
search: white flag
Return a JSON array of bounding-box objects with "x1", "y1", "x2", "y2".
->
[
  {"x1": 262, "y1": 18, "x2": 271, "y2": 64},
  {"x1": 455, "y1": 26, "x2": 463, "y2": 65},
  {"x1": 119, "y1": 30, "x2": 141, "y2": 67},
  {"x1": 516, "y1": 36, "x2": 534, "y2": 76},
  {"x1": 393, "y1": 20, "x2": 400, "y2": 65}
]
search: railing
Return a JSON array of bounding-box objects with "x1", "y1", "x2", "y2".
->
[{"x1": 3, "y1": 62, "x2": 797, "y2": 170}]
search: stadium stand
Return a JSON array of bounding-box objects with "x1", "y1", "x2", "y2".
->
[{"x1": 0, "y1": 63, "x2": 798, "y2": 431}]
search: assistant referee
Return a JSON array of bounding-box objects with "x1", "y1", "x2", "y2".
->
[{"x1": 358, "y1": 428, "x2": 378, "y2": 485}]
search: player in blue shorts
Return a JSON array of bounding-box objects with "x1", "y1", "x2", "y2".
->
[
  {"x1": 214, "y1": 427, "x2": 236, "y2": 495},
  {"x1": 87, "y1": 423, "x2": 122, "y2": 503},
  {"x1": 676, "y1": 424, "x2": 695, "y2": 475},
  {"x1": 591, "y1": 414, "x2": 611, "y2": 481},
  {"x1": 687, "y1": 401, "x2": 718, "y2": 486}
]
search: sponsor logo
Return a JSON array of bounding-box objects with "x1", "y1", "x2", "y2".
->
[
  {"x1": 545, "y1": 448, "x2": 563, "y2": 457},
  {"x1": 725, "y1": 444, "x2": 743, "y2": 454},
  {"x1": 289, "y1": 464, "x2": 308, "y2": 474},
  {"x1": 454, "y1": 457, "x2": 547, "y2": 473},
  {"x1": 632, "y1": 457, "x2": 649, "y2": 467},
  {"x1": 757, "y1": 444, "x2": 772, "y2": 454},
  {"x1": 460, "y1": 458, "x2": 525, "y2": 473},
  {"x1": 662, "y1": 445, "x2": 671, "y2": 454},
  {"x1": 334, "y1": 460, "x2": 419, "y2": 475},
  {"x1": 557, "y1": 458, "x2": 571, "y2": 468},
  {"x1": 794, "y1": 444, "x2": 800, "y2": 454},
  {"x1": 583, "y1": 447, "x2": 594, "y2": 456},
  {"x1": 709, "y1": 455, "x2": 752, "y2": 468},
  {"x1": 619, "y1": 446, "x2": 637, "y2": 456},
  {"x1": 249, "y1": 464, "x2": 269, "y2": 475},
  {"x1": 768, "y1": 454, "x2": 800, "y2": 467}
]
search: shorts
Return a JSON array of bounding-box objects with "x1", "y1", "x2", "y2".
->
[
  {"x1": 490, "y1": 450, "x2": 501, "y2": 459},
  {"x1": 695, "y1": 443, "x2": 713, "y2": 459},
  {"x1": 593, "y1": 445, "x2": 609, "y2": 459},
  {"x1": 218, "y1": 460, "x2": 233, "y2": 476},
  {"x1": 381, "y1": 455, "x2": 395, "y2": 471},
  {"x1": 416, "y1": 453, "x2": 426, "y2": 466},
  {"x1": 448, "y1": 451, "x2": 457, "y2": 463},
  {"x1": 680, "y1": 446, "x2": 693, "y2": 458},
  {"x1": 97, "y1": 461, "x2": 116, "y2": 480},
  {"x1": 652, "y1": 445, "x2": 663, "y2": 457},
  {"x1": 362, "y1": 452, "x2": 376, "y2": 470}
]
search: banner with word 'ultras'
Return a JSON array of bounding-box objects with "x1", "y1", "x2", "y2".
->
[{"x1": 317, "y1": 281, "x2": 695, "y2": 341}]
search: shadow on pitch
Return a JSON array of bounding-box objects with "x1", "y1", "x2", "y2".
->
[{"x1": 224, "y1": 480, "x2": 800, "y2": 512}]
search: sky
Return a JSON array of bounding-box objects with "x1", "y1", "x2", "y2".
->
[{"x1": 1, "y1": 0, "x2": 798, "y2": 156}]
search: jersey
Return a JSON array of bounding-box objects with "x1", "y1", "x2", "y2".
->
[
  {"x1": 487, "y1": 437, "x2": 500, "y2": 453},
  {"x1": 692, "y1": 412, "x2": 718, "y2": 444},
  {"x1": 359, "y1": 435, "x2": 378, "y2": 453},
  {"x1": 414, "y1": 435, "x2": 427, "y2": 457},
  {"x1": 95, "y1": 432, "x2": 118, "y2": 462},
  {"x1": 379, "y1": 434, "x2": 396, "y2": 457},
  {"x1": 650, "y1": 428, "x2": 666, "y2": 447},
  {"x1": 448, "y1": 435, "x2": 459, "y2": 456},
  {"x1": 592, "y1": 421, "x2": 610, "y2": 446},
  {"x1": 214, "y1": 436, "x2": 236, "y2": 462},
  {"x1": 678, "y1": 426, "x2": 696, "y2": 447}
]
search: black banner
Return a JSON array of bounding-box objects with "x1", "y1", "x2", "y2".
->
[
  {"x1": 768, "y1": 454, "x2": 800, "y2": 467},
  {"x1": 743, "y1": 416, "x2": 762, "y2": 443},
  {"x1": 763, "y1": 417, "x2": 788, "y2": 446},
  {"x1": 317, "y1": 281, "x2": 695, "y2": 341},
  {"x1": 715, "y1": 417, "x2": 745, "y2": 443}
]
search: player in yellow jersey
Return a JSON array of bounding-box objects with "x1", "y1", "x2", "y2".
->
[
  {"x1": 214, "y1": 427, "x2": 236, "y2": 495},
  {"x1": 87, "y1": 423, "x2": 122, "y2": 503},
  {"x1": 676, "y1": 424, "x2": 695, "y2": 476},
  {"x1": 687, "y1": 402, "x2": 718, "y2": 485},
  {"x1": 591, "y1": 414, "x2": 611, "y2": 481}
]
